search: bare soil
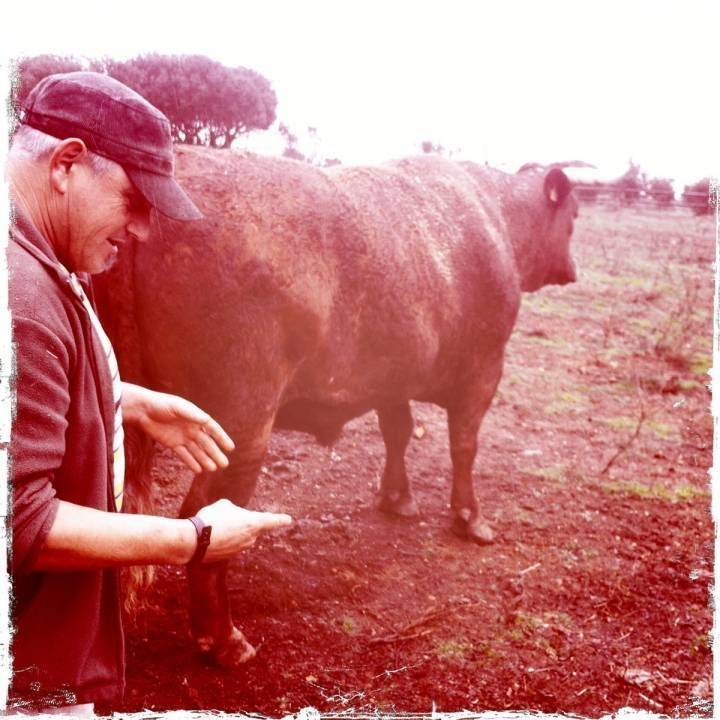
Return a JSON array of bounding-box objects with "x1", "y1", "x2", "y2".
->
[{"x1": 110, "y1": 206, "x2": 714, "y2": 717}]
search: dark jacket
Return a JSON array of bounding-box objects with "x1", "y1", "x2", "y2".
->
[{"x1": 8, "y1": 207, "x2": 125, "y2": 708}]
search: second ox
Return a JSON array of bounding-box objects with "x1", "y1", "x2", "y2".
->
[{"x1": 95, "y1": 146, "x2": 578, "y2": 666}]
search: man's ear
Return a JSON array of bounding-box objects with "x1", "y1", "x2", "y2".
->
[{"x1": 49, "y1": 138, "x2": 89, "y2": 194}]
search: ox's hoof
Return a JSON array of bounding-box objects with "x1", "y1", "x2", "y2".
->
[
  {"x1": 451, "y1": 512, "x2": 495, "y2": 545},
  {"x1": 377, "y1": 491, "x2": 419, "y2": 517},
  {"x1": 200, "y1": 627, "x2": 257, "y2": 668}
]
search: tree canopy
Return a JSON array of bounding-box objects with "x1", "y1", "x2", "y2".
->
[
  {"x1": 682, "y1": 178, "x2": 713, "y2": 215},
  {"x1": 612, "y1": 162, "x2": 646, "y2": 206},
  {"x1": 14, "y1": 53, "x2": 277, "y2": 148},
  {"x1": 646, "y1": 178, "x2": 675, "y2": 208},
  {"x1": 278, "y1": 122, "x2": 342, "y2": 166},
  {"x1": 420, "y1": 140, "x2": 445, "y2": 155},
  {"x1": 419, "y1": 140, "x2": 461, "y2": 158}
]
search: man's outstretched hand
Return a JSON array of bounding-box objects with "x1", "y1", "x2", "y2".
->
[
  {"x1": 194, "y1": 499, "x2": 293, "y2": 563},
  {"x1": 121, "y1": 382, "x2": 235, "y2": 473}
]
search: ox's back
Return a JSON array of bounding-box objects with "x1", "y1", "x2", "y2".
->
[
  {"x1": 97, "y1": 146, "x2": 574, "y2": 438},
  {"x1": 143, "y1": 150, "x2": 516, "y2": 405},
  {"x1": 306, "y1": 156, "x2": 523, "y2": 405}
]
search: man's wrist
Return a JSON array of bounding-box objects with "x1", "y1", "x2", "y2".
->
[
  {"x1": 175, "y1": 517, "x2": 198, "y2": 564},
  {"x1": 121, "y1": 382, "x2": 163, "y2": 428},
  {"x1": 119, "y1": 382, "x2": 148, "y2": 425},
  {"x1": 187, "y1": 516, "x2": 212, "y2": 564}
]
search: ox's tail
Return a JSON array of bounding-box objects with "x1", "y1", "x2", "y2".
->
[
  {"x1": 119, "y1": 426, "x2": 157, "y2": 616},
  {"x1": 93, "y1": 230, "x2": 159, "y2": 614}
]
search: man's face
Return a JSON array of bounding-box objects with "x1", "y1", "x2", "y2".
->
[{"x1": 64, "y1": 158, "x2": 151, "y2": 274}]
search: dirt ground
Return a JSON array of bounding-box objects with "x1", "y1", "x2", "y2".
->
[{"x1": 111, "y1": 205, "x2": 714, "y2": 717}]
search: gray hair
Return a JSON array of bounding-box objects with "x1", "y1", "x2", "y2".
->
[{"x1": 10, "y1": 125, "x2": 118, "y2": 175}]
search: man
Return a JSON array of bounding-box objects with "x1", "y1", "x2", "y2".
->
[{"x1": 6, "y1": 71, "x2": 292, "y2": 714}]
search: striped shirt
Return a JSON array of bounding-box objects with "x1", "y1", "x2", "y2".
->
[{"x1": 67, "y1": 272, "x2": 125, "y2": 511}]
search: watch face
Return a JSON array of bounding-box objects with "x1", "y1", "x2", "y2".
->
[{"x1": 188, "y1": 517, "x2": 212, "y2": 564}]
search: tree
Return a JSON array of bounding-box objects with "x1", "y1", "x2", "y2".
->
[
  {"x1": 419, "y1": 140, "x2": 462, "y2": 159},
  {"x1": 647, "y1": 178, "x2": 675, "y2": 209},
  {"x1": 278, "y1": 122, "x2": 306, "y2": 161},
  {"x1": 277, "y1": 122, "x2": 342, "y2": 166},
  {"x1": 99, "y1": 54, "x2": 276, "y2": 148},
  {"x1": 13, "y1": 53, "x2": 276, "y2": 149},
  {"x1": 421, "y1": 140, "x2": 445, "y2": 155},
  {"x1": 682, "y1": 178, "x2": 713, "y2": 215},
  {"x1": 613, "y1": 161, "x2": 647, "y2": 206}
]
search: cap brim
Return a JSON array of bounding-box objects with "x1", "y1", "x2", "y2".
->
[{"x1": 127, "y1": 168, "x2": 203, "y2": 221}]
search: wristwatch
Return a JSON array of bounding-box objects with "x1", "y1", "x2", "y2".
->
[{"x1": 187, "y1": 515, "x2": 212, "y2": 564}]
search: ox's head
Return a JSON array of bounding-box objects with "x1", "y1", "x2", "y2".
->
[{"x1": 516, "y1": 164, "x2": 578, "y2": 292}]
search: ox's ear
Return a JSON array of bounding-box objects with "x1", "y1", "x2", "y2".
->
[{"x1": 543, "y1": 167, "x2": 573, "y2": 207}]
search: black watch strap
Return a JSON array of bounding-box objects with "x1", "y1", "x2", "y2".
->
[{"x1": 187, "y1": 515, "x2": 212, "y2": 565}]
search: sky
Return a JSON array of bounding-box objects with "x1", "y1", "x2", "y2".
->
[{"x1": 1, "y1": 0, "x2": 718, "y2": 190}]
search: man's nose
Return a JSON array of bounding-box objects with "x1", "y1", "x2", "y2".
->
[{"x1": 127, "y1": 209, "x2": 151, "y2": 242}]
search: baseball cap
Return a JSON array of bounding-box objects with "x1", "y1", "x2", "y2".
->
[{"x1": 21, "y1": 71, "x2": 202, "y2": 221}]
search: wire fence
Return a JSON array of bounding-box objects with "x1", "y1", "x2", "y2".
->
[{"x1": 573, "y1": 185, "x2": 715, "y2": 214}]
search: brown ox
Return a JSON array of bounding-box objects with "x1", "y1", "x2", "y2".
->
[{"x1": 94, "y1": 146, "x2": 578, "y2": 666}]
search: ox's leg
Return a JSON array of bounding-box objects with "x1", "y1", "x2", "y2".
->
[
  {"x1": 179, "y1": 441, "x2": 265, "y2": 668},
  {"x1": 376, "y1": 402, "x2": 419, "y2": 517},
  {"x1": 446, "y1": 357, "x2": 504, "y2": 545}
]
